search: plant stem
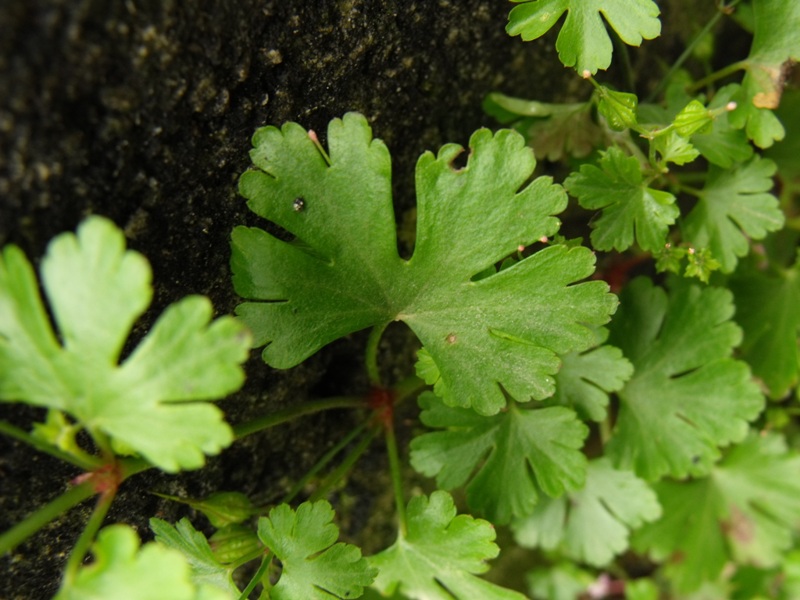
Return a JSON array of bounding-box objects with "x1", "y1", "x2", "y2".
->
[
  {"x1": 645, "y1": 1, "x2": 742, "y2": 103},
  {"x1": 238, "y1": 551, "x2": 274, "y2": 600},
  {"x1": 686, "y1": 60, "x2": 748, "y2": 94},
  {"x1": 309, "y1": 427, "x2": 378, "y2": 502},
  {"x1": 233, "y1": 396, "x2": 366, "y2": 440},
  {"x1": 284, "y1": 422, "x2": 368, "y2": 504},
  {"x1": 394, "y1": 374, "x2": 427, "y2": 405},
  {"x1": 365, "y1": 322, "x2": 390, "y2": 386},
  {"x1": 0, "y1": 419, "x2": 103, "y2": 471},
  {"x1": 61, "y1": 488, "x2": 117, "y2": 587},
  {"x1": 0, "y1": 481, "x2": 96, "y2": 554},
  {"x1": 384, "y1": 421, "x2": 407, "y2": 537}
]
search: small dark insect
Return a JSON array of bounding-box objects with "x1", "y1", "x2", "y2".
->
[{"x1": 292, "y1": 197, "x2": 306, "y2": 212}]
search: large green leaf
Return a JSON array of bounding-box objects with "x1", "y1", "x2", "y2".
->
[
  {"x1": 0, "y1": 217, "x2": 250, "y2": 472},
  {"x1": 232, "y1": 113, "x2": 616, "y2": 415},
  {"x1": 607, "y1": 278, "x2": 764, "y2": 481}
]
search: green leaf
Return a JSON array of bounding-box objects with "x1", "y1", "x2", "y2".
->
[
  {"x1": 729, "y1": 257, "x2": 800, "y2": 398},
  {"x1": 564, "y1": 147, "x2": 679, "y2": 252},
  {"x1": 595, "y1": 87, "x2": 639, "y2": 131},
  {"x1": 0, "y1": 217, "x2": 250, "y2": 472},
  {"x1": 154, "y1": 491, "x2": 259, "y2": 528},
  {"x1": 652, "y1": 130, "x2": 700, "y2": 167},
  {"x1": 607, "y1": 278, "x2": 764, "y2": 481},
  {"x1": 625, "y1": 578, "x2": 659, "y2": 600},
  {"x1": 543, "y1": 328, "x2": 633, "y2": 422},
  {"x1": 506, "y1": 0, "x2": 661, "y2": 75},
  {"x1": 513, "y1": 458, "x2": 661, "y2": 566},
  {"x1": 692, "y1": 85, "x2": 754, "y2": 169},
  {"x1": 55, "y1": 525, "x2": 232, "y2": 600},
  {"x1": 208, "y1": 525, "x2": 261, "y2": 566},
  {"x1": 232, "y1": 113, "x2": 617, "y2": 415},
  {"x1": 633, "y1": 433, "x2": 800, "y2": 592},
  {"x1": 150, "y1": 518, "x2": 240, "y2": 597},
  {"x1": 257, "y1": 500, "x2": 376, "y2": 600},
  {"x1": 370, "y1": 491, "x2": 526, "y2": 600},
  {"x1": 527, "y1": 562, "x2": 593, "y2": 600},
  {"x1": 410, "y1": 391, "x2": 588, "y2": 524},
  {"x1": 683, "y1": 156, "x2": 784, "y2": 273},
  {"x1": 729, "y1": 0, "x2": 800, "y2": 148},
  {"x1": 673, "y1": 100, "x2": 714, "y2": 137}
]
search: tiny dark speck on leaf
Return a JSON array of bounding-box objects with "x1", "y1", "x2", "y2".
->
[{"x1": 293, "y1": 197, "x2": 305, "y2": 212}]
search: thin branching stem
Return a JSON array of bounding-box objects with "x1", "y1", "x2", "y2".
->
[
  {"x1": 233, "y1": 396, "x2": 366, "y2": 440},
  {"x1": 309, "y1": 428, "x2": 378, "y2": 502},
  {"x1": 283, "y1": 422, "x2": 369, "y2": 504},
  {"x1": 645, "y1": 0, "x2": 743, "y2": 102},
  {"x1": 0, "y1": 420, "x2": 102, "y2": 471},
  {"x1": 238, "y1": 550, "x2": 274, "y2": 600},
  {"x1": 62, "y1": 487, "x2": 117, "y2": 587},
  {"x1": 365, "y1": 322, "x2": 390, "y2": 386},
  {"x1": 384, "y1": 420, "x2": 407, "y2": 537},
  {"x1": 0, "y1": 481, "x2": 96, "y2": 555}
]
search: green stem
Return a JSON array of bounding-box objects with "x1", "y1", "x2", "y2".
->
[
  {"x1": 384, "y1": 421, "x2": 407, "y2": 537},
  {"x1": 394, "y1": 375, "x2": 427, "y2": 405},
  {"x1": 0, "y1": 420, "x2": 103, "y2": 471},
  {"x1": 284, "y1": 422, "x2": 368, "y2": 504},
  {"x1": 309, "y1": 428, "x2": 378, "y2": 502},
  {"x1": 0, "y1": 481, "x2": 96, "y2": 555},
  {"x1": 365, "y1": 322, "x2": 390, "y2": 386},
  {"x1": 645, "y1": 1, "x2": 741, "y2": 102},
  {"x1": 687, "y1": 59, "x2": 748, "y2": 94},
  {"x1": 233, "y1": 396, "x2": 366, "y2": 439},
  {"x1": 62, "y1": 488, "x2": 117, "y2": 586},
  {"x1": 238, "y1": 551, "x2": 274, "y2": 600}
]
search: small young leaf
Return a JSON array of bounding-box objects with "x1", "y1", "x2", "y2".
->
[
  {"x1": 673, "y1": 100, "x2": 714, "y2": 137},
  {"x1": 370, "y1": 491, "x2": 526, "y2": 600},
  {"x1": 513, "y1": 458, "x2": 661, "y2": 567},
  {"x1": 652, "y1": 130, "x2": 700, "y2": 167},
  {"x1": 730, "y1": 255, "x2": 800, "y2": 399},
  {"x1": 633, "y1": 433, "x2": 800, "y2": 593},
  {"x1": 233, "y1": 113, "x2": 617, "y2": 415},
  {"x1": 410, "y1": 391, "x2": 588, "y2": 524},
  {"x1": 150, "y1": 518, "x2": 240, "y2": 596},
  {"x1": 257, "y1": 500, "x2": 376, "y2": 600},
  {"x1": 683, "y1": 156, "x2": 784, "y2": 273},
  {"x1": 506, "y1": 0, "x2": 661, "y2": 75},
  {"x1": 55, "y1": 525, "x2": 233, "y2": 600},
  {"x1": 564, "y1": 147, "x2": 678, "y2": 252},
  {"x1": 607, "y1": 278, "x2": 764, "y2": 481},
  {"x1": 595, "y1": 87, "x2": 639, "y2": 131},
  {"x1": 0, "y1": 217, "x2": 251, "y2": 472}
]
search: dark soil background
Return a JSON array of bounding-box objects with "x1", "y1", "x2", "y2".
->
[{"x1": 0, "y1": 1, "x2": 709, "y2": 597}]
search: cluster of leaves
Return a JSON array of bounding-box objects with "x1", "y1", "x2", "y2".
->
[
  {"x1": 3, "y1": 1, "x2": 800, "y2": 599},
  {"x1": 218, "y1": 0, "x2": 799, "y2": 597}
]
